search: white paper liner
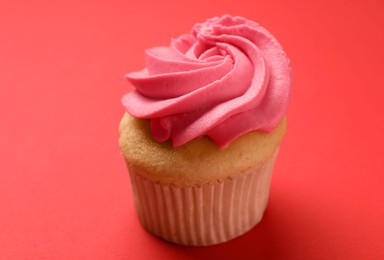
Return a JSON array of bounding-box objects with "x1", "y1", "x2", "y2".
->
[{"x1": 128, "y1": 152, "x2": 278, "y2": 246}]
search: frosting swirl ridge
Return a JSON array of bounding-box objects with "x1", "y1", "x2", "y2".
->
[{"x1": 122, "y1": 15, "x2": 291, "y2": 147}]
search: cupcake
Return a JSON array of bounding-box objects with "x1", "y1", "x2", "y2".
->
[{"x1": 119, "y1": 15, "x2": 291, "y2": 246}]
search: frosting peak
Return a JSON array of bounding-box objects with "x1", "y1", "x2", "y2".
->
[{"x1": 122, "y1": 15, "x2": 291, "y2": 148}]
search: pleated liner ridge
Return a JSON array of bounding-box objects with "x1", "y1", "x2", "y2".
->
[{"x1": 128, "y1": 152, "x2": 278, "y2": 246}]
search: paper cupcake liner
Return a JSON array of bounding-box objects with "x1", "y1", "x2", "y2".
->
[{"x1": 128, "y1": 151, "x2": 278, "y2": 246}]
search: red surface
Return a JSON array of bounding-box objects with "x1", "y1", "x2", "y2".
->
[{"x1": 1, "y1": 0, "x2": 384, "y2": 259}]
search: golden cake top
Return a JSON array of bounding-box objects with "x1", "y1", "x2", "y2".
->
[{"x1": 119, "y1": 113, "x2": 287, "y2": 186}]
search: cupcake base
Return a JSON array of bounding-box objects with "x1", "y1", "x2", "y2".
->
[{"x1": 128, "y1": 151, "x2": 278, "y2": 246}]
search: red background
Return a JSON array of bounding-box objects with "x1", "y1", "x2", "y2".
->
[{"x1": 1, "y1": 0, "x2": 384, "y2": 259}]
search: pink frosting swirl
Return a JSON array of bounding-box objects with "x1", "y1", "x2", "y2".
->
[{"x1": 122, "y1": 15, "x2": 291, "y2": 148}]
